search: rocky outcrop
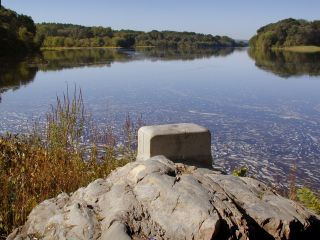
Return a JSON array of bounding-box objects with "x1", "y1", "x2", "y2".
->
[{"x1": 8, "y1": 156, "x2": 320, "y2": 240}]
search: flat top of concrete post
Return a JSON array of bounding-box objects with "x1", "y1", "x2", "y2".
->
[{"x1": 139, "y1": 123, "x2": 210, "y2": 137}]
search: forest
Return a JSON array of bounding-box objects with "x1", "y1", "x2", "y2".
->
[
  {"x1": 37, "y1": 23, "x2": 238, "y2": 48},
  {"x1": 0, "y1": 7, "x2": 41, "y2": 56},
  {"x1": 0, "y1": 5, "x2": 240, "y2": 56},
  {"x1": 249, "y1": 18, "x2": 320, "y2": 49}
]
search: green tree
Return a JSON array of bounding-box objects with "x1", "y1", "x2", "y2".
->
[
  {"x1": 64, "y1": 37, "x2": 75, "y2": 47},
  {"x1": 250, "y1": 18, "x2": 320, "y2": 49},
  {"x1": 36, "y1": 23, "x2": 240, "y2": 49},
  {"x1": 18, "y1": 27, "x2": 31, "y2": 42},
  {"x1": 0, "y1": 6, "x2": 38, "y2": 56}
]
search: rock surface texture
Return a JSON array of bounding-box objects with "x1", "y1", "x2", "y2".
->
[{"x1": 8, "y1": 156, "x2": 320, "y2": 240}]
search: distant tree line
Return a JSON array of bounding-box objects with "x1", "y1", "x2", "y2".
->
[
  {"x1": 36, "y1": 23, "x2": 237, "y2": 48},
  {"x1": 134, "y1": 30, "x2": 236, "y2": 48},
  {"x1": 250, "y1": 18, "x2": 320, "y2": 49},
  {"x1": 0, "y1": 7, "x2": 41, "y2": 56},
  {"x1": 0, "y1": 6, "x2": 240, "y2": 57}
]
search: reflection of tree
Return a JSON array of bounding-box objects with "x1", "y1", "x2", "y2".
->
[
  {"x1": 0, "y1": 47, "x2": 237, "y2": 95},
  {"x1": 138, "y1": 47, "x2": 235, "y2": 61},
  {"x1": 39, "y1": 47, "x2": 236, "y2": 71},
  {"x1": 248, "y1": 48, "x2": 320, "y2": 78},
  {"x1": 0, "y1": 58, "x2": 37, "y2": 94},
  {"x1": 39, "y1": 49, "x2": 130, "y2": 71}
]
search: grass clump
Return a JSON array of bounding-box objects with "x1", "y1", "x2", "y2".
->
[
  {"x1": 232, "y1": 166, "x2": 248, "y2": 177},
  {"x1": 0, "y1": 88, "x2": 139, "y2": 238},
  {"x1": 297, "y1": 187, "x2": 320, "y2": 215}
]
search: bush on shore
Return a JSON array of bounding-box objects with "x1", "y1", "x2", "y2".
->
[{"x1": 0, "y1": 89, "x2": 140, "y2": 238}]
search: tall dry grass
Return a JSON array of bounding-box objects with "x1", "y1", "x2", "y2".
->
[{"x1": 0, "y1": 88, "x2": 141, "y2": 238}]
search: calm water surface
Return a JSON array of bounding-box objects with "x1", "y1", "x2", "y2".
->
[{"x1": 1, "y1": 48, "x2": 320, "y2": 190}]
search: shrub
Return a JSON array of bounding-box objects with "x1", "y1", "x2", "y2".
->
[
  {"x1": 297, "y1": 187, "x2": 320, "y2": 214},
  {"x1": 232, "y1": 166, "x2": 248, "y2": 177},
  {"x1": 0, "y1": 88, "x2": 139, "y2": 238}
]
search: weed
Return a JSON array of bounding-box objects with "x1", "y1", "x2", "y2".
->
[
  {"x1": 297, "y1": 187, "x2": 320, "y2": 214},
  {"x1": 0, "y1": 88, "x2": 139, "y2": 238},
  {"x1": 232, "y1": 166, "x2": 248, "y2": 177}
]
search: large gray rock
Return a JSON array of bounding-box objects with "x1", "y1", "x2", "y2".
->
[{"x1": 8, "y1": 156, "x2": 320, "y2": 240}]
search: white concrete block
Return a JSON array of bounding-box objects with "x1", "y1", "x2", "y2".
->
[{"x1": 137, "y1": 123, "x2": 213, "y2": 168}]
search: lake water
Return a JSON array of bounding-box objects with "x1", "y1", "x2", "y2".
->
[{"x1": 1, "y1": 48, "x2": 320, "y2": 191}]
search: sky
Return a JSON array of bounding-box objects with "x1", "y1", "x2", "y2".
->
[{"x1": 3, "y1": 0, "x2": 320, "y2": 39}]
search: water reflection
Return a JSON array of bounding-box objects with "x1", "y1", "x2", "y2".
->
[
  {"x1": 0, "y1": 59, "x2": 38, "y2": 94},
  {"x1": 138, "y1": 47, "x2": 235, "y2": 60},
  {"x1": 39, "y1": 49, "x2": 131, "y2": 71},
  {"x1": 248, "y1": 48, "x2": 320, "y2": 78},
  {"x1": 0, "y1": 47, "x2": 236, "y2": 94}
]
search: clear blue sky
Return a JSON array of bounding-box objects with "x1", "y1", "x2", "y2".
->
[{"x1": 3, "y1": 0, "x2": 320, "y2": 39}]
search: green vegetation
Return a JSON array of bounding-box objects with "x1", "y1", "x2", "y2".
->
[
  {"x1": 297, "y1": 187, "x2": 320, "y2": 214},
  {"x1": 134, "y1": 30, "x2": 236, "y2": 48},
  {"x1": 232, "y1": 166, "x2": 248, "y2": 177},
  {"x1": 0, "y1": 89, "x2": 139, "y2": 237},
  {"x1": 0, "y1": 6, "x2": 239, "y2": 57},
  {"x1": 249, "y1": 18, "x2": 320, "y2": 50},
  {"x1": 0, "y1": 7, "x2": 40, "y2": 56},
  {"x1": 36, "y1": 23, "x2": 237, "y2": 49}
]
